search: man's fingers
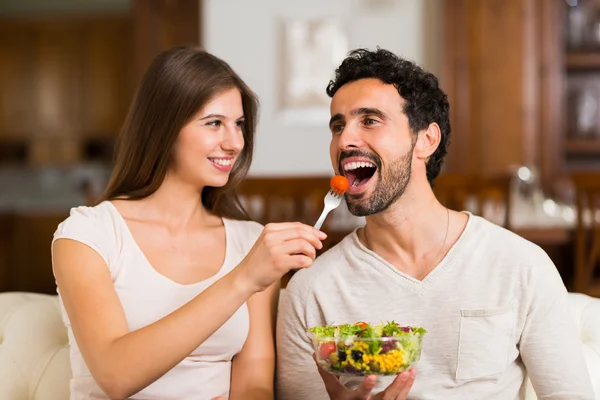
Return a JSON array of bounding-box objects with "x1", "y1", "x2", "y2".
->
[
  {"x1": 394, "y1": 369, "x2": 417, "y2": 399},
  {"x1": 313, "y1": 353, "x2": 344, "y2": 397},
  {"x1": 354, "y1": 374, "x2": 377, "y2": 399},
  {"x1": 376, "y1": 369, "x2": 417, "y2": 400}
]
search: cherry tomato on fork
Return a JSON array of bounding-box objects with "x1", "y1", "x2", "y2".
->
[{"x1": 330, "y1": 175, "x2": 349, "y2": 194}]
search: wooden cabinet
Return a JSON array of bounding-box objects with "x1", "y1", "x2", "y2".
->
[
  {"x1": 442, "y1": 0, "x2": 600, "y2": 192},
  {"x1": 0, "y1": 22, "x2": 36, "y2": 139},
  {"x1": 33, "y1": 21, "x2": 82, "y2": 139},
  {"x1": 0, "y1": 1, "x2": 201, "y2": 165},
  {"x1": 0, "y1": 212, "x2": 68, "y2": 294},
  {"x1": 0, "y1": 214, "x2": 14, "y2": 292},
  {"x1": 441, "y1": 0, "x2": 554, "y2": 179},
  {"x1": 10, "y1": 213, "x2": 68, "y2": 294},
  {"x1": 562, "y1": 0, "x2": 600, "y2": 173},
  {"x1": 80, "y1": 17, "x2": 134, "y2": 138},
  {"x1": 0, "y1": 16, "x2": 134, "y2": 164}
]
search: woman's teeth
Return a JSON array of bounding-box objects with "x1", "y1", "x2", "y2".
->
[{"x1": 210, "y1": 158, "x2": 232, "y2": 166}]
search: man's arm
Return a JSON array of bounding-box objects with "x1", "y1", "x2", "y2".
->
[
  {"x1": 276, "y1": 276, "x2": 329, "y2": 400},
  {"x1": 519, "y1": 251, "x2": 595, "y2": 400}
]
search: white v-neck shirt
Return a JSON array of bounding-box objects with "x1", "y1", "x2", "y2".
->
[
  {"x1": 53, "y1": 201, "x2": 263, "y2": 399},
  {"x1": 276, "y1": 214, "x2": 595, "y2": 400}
]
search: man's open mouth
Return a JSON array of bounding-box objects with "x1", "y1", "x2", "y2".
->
[{"x1": 343, "y1": 161, "x2": 377, "y2": 191}]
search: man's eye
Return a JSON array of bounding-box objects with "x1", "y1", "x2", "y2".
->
[
  {"x1": 363, "y1": 118, "x2": 378, "y2": 126},
  {"x1": 331, "y1": 124, "x2": 344, "y2": 133}
]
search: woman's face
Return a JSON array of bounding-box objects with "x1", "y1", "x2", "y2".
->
[{"x1": 171, "y1": 87, "x2": 245, "y2": 189}]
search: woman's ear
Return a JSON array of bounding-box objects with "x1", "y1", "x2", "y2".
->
[{"x1": 414, "y1": 122, "x2": 441, "y2": 160}]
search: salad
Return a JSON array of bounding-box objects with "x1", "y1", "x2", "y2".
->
[{"x1": 308, "y1": 321, "x2": 427, "y2": 376}]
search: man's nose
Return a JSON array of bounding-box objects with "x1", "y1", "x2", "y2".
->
[{"x1": 338, "y1": 123, "x2": 363, "y2": 150}]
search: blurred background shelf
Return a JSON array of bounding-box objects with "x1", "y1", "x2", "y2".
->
[
  {"x1": 564, "y1": 139, "x2": 600, "y2": 155},
  {"x1": 566, "y1": 52, "x2": 600, "y2": 70}
]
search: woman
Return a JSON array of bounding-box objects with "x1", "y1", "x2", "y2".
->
[{"x1": 51, "y1": 46, "x2": 325, "y2": 400}]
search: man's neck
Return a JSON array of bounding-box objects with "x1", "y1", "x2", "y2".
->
[{"x1": 360, "y1": 184, "x2": 462, "y2": 279}]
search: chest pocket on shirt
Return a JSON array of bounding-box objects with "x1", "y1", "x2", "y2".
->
[{"x1": 456, "y1": 304, "x2": 515, "y2": 381}]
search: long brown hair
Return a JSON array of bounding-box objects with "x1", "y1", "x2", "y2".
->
[{"x1": 99, "y1": 45, "x2": 258, "y2": 220}]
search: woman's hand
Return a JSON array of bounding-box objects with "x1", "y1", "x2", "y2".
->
[
  {"x1": 237, "y1": 222, "x2": 326, "y2": 293},
  {"x1": 314, "y1": 354, "x2": 416, "y2": 400}
]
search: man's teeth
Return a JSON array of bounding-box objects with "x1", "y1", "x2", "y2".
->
[
  {"x1": 343, "y1": 161, "x2": 375, "y2": 171},
  {"x1": 211, "y1": 158, "x2": 232, "y2": 166}
]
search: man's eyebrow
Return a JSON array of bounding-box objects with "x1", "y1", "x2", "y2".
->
[
  {"x1": 329, "y1": 108, "x2": 389, "y2": 128},
  {"x1": 329, "y1": 113, "x2": 344, "y2": 127},
  {"x1": 350, "y1": 108, "x2": 389, "y2": 120}
]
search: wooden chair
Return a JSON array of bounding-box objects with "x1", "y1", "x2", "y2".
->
[
  {"x1": 571, "y1": 172, "x2": 600, "y2": 297},
  {"x1": 433, "y1": 173, "x2": 512, "y2": 229},
  {"x1": 236, "y1": 177, "x2": 330, "y2": 227}
]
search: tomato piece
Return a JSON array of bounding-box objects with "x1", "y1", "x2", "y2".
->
[
  {"x1": 318, "y1": 342, "x2": 336, "y2": 359},
  {"x1": 330, "y1": 175, "x2": 349, "y2": 194},
  {"x1": 355, "y1": 321, "x2": 368, "y2": 329}
]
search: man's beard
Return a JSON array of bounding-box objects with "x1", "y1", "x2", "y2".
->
[{"x1": 346, "y1": 140, "x2": 416, "y2": 217}]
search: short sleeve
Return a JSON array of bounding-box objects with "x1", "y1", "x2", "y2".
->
[
  {"x1": 52, "y1": 205, "x2": 116, "y2": 272},
  {"x1": 239, "y1": 220, "x2": 263, "y2": 254}
]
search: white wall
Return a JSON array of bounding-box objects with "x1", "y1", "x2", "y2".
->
[{"x1": 203, "y1": 0, "x2": 441, "y2": 177}]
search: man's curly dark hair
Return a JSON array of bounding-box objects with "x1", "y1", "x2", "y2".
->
[{"x1": 326, "y1": 48, "x2": 451, "y2": 185}]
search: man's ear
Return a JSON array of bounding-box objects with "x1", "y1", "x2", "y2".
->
[{"x1": 414, "y1": 122, "x2": 441, "y2": 160}]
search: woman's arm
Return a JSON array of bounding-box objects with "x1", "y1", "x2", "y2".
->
[
  {"x1": 53, "y1": 239, "x2": 254, "y2": 399},
  {"x1": 229, "y1": 281, "x2": 280, "y2": 400},
  {"x1": 53, "y1": 222, "x2": 324, "y2": 400}
]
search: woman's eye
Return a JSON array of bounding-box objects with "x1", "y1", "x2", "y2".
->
[
  {"x1": 207, "y1": 120, "x2": 222, "y2": 127},
  {"x1": 236, "y1": 120, "x2": 245, "y2": 128}
]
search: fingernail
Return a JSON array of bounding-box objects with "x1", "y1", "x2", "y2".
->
[
  {"x1": 318, "y1": 231, "x2": 327, "y2": 239},
  {"x1": 409, "y1": 369, "x2": 417, "y2": 378}
]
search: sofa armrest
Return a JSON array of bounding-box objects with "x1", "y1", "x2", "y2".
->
[{"x1": 0, "y1": 292, "x2": 71, "y2": 400}]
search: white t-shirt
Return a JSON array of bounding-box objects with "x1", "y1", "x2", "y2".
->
[
  {"x1": 276, "y1": 214, "x2": 595, "y2": 400},
  {"x1": 53, "y1": 201, "x2": 263, "y2": 400}
]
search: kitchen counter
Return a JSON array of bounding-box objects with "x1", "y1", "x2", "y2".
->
[{"x1": 0, "y1": 164, "x2": 111, "y2": 214}]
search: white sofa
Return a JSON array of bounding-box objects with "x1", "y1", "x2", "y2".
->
[
  {"x1": 0, "y1": 291, "x2": 599, "y2": 400},
  {"x1": 0, "y1": 292, "x2": 70, "y2": 400}
]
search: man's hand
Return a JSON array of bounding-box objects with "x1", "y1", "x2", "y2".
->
[{"x1": 313, "y1": 353, "x2": 416, "y2": 400}]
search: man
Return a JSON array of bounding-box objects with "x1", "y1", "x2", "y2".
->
[{"x1": 276, "y1": 48, "x2": 595, "y2": 400}]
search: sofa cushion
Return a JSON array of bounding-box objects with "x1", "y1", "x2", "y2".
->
[{"x1": 0, "y1": 292, "x2": 70, "y2": 400}]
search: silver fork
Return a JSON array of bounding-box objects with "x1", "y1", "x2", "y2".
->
[{"x1": 314, "y1": 189, "x2": 344, "y2": 230}]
